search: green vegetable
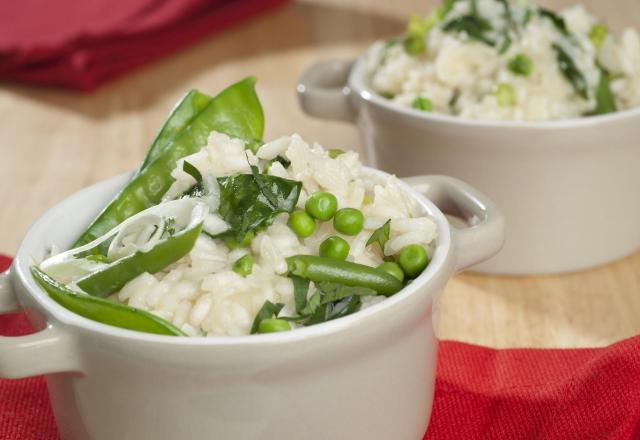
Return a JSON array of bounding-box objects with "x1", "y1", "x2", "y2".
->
[
  {"x1": 552, "y1": 44, "x2": 589, "y2": 99},
  {"x1": 288, "y1": 210, "x2": 316, "y2": 238},
  {"x1": 398, "y1": 244, "x2": 429, "y2": 277},
  {"x1": 508, "y1": 53, "x2": 534, "y2": 76},
  {"x1": 403, "y1": 35, "x2": 427, "y2": 56},
  {"x1": 443, "y1": 15, "x2": 495, "y2": 46},
  {"x1": 216, "y1": 171, "x2": 302, "y2": 241},
  {"x1": 289, "y1": 274, "x2": 310, "y2": 313},
  {"x1": 258, "y1": 318, "x2": 291, "y2": 333},
  {"x1": 223, "y1": 231, "x2": 255, "y2": 249},
  {"x1": 182, "y1": 161, "x2": 203, "y2": 185},
  {"x1": 232, "y1": 254, "x2": 254, "y2": 277},
  {"x1": 333, "y1": 208, "x2": 364, "y2": 236},
  {"x1": 75, "y1": 202, "x2": 205, "y2": 297},
  {"x1": 250, "y1": 300, "x2": 284, "y2": 334},
  {"x1": 137, "y1": 90, "x2": 212, "y2": 174},
  {"x1": 494, "y1": 83, "x2": 516, "y2": 106},
  {"x1": 439, "y1": 0, "x2": 461, "y2": 19},
  {"x1": 377, "y1": 262, "x2": 405, "y2": 282},
  {"x1": 73, "y1": 77, "x2": 264, "y2": 251},
  {"x1": 498, "y1": 35, "x2": 512, "y2": 54},
  {"x1": 305, "y1": 192, "x2": 338, "y2": 221},
  {"x1": 589, "y1": 24, "x2": 608, "y2": 49},
  {"x1": 286, "y1": 255, "x2": 403, "y2": 296},
  {"x1": 366, "y1": 219, "x2": 391, "y2": 254},
  {"x1": 32, "y1": 267, "x2": 185, "y2": 336},
  {"x1": 317, "y1": 281, "x2": 377, "y2": 304},
  {"x1": 403, "y1": 14, "x2": 431, "y2": 56},
  {"x1": 319, "y1": 236, "x2": 350, "y2": 260},
  {"x1": 538, "y1": 8, "x2": 570, "y2": 37},
  {"x1": 590, "y1": 69, "x2": 617, "y2": 115},
  {"x1": 412, "y1": 97, "x2": 433, "y2": 111},
  {"x1": 328, "y1": 149, "x2": 345, "y2": 158}
]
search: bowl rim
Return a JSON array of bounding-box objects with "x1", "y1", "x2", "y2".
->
[
  {"x1": 13, "y1": 167, "x2": 453, "y2": 346},
  {"x1": 348, "y1": 54, "x2": 640, "y2": 130}
]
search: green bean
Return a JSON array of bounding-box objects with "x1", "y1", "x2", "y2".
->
[
  {"x1": 31, "y1": 267, "x2": 185, "y2": 336},
  {"x1": 286, "y1": 255, "x2": 402, "y2": 296},
  {"x1": 73, "y1": 77, "x2": 264, "y2": 250}
]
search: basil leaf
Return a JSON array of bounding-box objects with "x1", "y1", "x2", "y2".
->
[
  {"x1": 301, "y1": 291, "x2": 322, "y2": 316},
  {"x1": 590, "y1": 69, "x2": 617, "y2": 115},
  {"x1": 290, "y1": 274, "x2": 310, "y2": 313},
  {"x1": 326, "y1": 296, "x2": 361, "y2": 320},
  {"x1": 443, "y1": 15, "x2": 495, "y2": 46},
  {"x1": 552, "y1": 44, "x2": 589, "y2": 99},
  {"x1": 538, "y1": 8, "x2": 570, "y2": 37},
  {"x1": 317, "y1": 281, "x2": 377, "y2": 304},
  {"x1": 215, "y1": 173, "x2": 302, "y2": 240},
  {"x1": 250, "y1": 300, "x2": 284, "y2": 334},
  {"x1": 182, "y1": 161, "x2": 203, "y2": 185},
  {"x1": 366, "y1": 219, "x2": 391, "y2": 253}
]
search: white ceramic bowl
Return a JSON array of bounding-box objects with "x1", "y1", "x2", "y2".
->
[
  {"x1": 0, "y1": 170, "x2": 503, "y2": 440},
  {"x1": 297, "y1": 57, "x2": 640, "y2": 274}
]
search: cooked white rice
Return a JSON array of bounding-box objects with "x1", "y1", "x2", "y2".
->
[
  {"x1": 114, "y1": 132, "x2": 437, "y2": 336},
  {"x1": 366, "y1": 0, "x2": 640, "y2": 120}
]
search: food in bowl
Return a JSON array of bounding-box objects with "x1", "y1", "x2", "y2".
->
[
  {"x1": 33, "y1": 78, "x2": 437, "y2": 337},
  {"x1": 366, "y1": 0, "x2": 640, "y2": 120}
]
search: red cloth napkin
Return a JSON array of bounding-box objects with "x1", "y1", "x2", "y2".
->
[
  {"x1": 0, "y1": 0, "x2": 288, "y2": 91},
  {"x1": 1, "y1": 254, "x2": 639, "y2": 439}
]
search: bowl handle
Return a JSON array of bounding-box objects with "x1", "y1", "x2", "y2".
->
[
  {"x1": 403, "y1": 175, "x2": 505, "y2": 272},
  {"x1": 297, "y1": 59, "x2": 356, "y2": 122},
  {"x1": 0, "y1": 269, "x2": 82, "y2": 378}
]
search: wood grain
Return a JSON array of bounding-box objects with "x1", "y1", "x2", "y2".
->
[{"x1": 0, "y1": 0, "x2": 638, "y2": 348}]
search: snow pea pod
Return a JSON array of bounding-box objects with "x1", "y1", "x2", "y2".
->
[
  {"x1": 42, "y1": 199, "x2": 207, "y2": 297},
  {"x1": 31, "y1": 267, "x2": 185, "y2": 336},
  {"x1": 137, "y1": 89, "x2": 212, "y2": 174},
  {"x1": 73, "y1": 77, "x2": 264, "y2": 249},
  {"x1": 285, "y1": 255, "x2": 403, "y2": 296}
]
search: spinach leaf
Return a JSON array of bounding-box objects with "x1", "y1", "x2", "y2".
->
[
  {"x1": 215, "y1": 172, "x2": 302, "y2": 241},
  {"x1": 552, "y1": 44, "x2": 589, "y2": 99},
  {"x1": 317, "y1": 281, "x2": 377, "y2": 304},
  {"x1": 250, "y1": 300, "x2": 284, "y2": 334},
  {"x1": 290, "y1": 274, "x2": 310, "y2": 313},
  {"x1": 538, "y1": 8, "x2": 570, "y2": 36},
  {"x1": 443, "y1": 15, "x2": 495, "y2": 46},
  {"x1": 366, "y1": 219, "x2": 391, "y2": 253},
  {"x1": 590, "y1": 69, "x2": 617, "y2": 115}
]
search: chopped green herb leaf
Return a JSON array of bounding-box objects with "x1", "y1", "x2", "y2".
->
[
  {"x1": 317, "y1": 281, "x2": 377, "y2": 304},
  {"x1": 498, "y1": 35, "x2": 512, "y2": 54},
  {"x1": 85, "y1": 254, "x2": 109, "y2": 263},
  {"x1": 443, "y1": 15, "x2": 495, "y2": 46},
  {"x1": 328, "y1": 148, "x2": 345, "y2": 158},
  {"x1": 552, "y1": 44, "x2": 589, "y2": 99},
  {"x1": 250, "y1": 300, "x2": 284, "y2": 334},
  {"x1": 232, "y1": 254, "x2": 254, "y2": 277},
  {"x1": 182, "y1": 161, "x2": 203, "y2": 185},
  {"x1": 538, "y1": 8, "x2": 570, "y2": 36},
  {"x1": 289, "y1": 274, "x2": 310, "y2": 313},
  {"x1": 366, "y1": 219, "x2": 391, "y2": 253},
  {"x1": 589, "y1": 69, "x2": 617, "y2": 115}
]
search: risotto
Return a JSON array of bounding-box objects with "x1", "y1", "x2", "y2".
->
[
  {"x1": 33, "y1": 78, "x2": 437, "y2": 337},
  {"x1": 367, "y1": 0, "x2": 640, "y2": 120}
]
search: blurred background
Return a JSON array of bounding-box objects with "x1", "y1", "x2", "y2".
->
[{"x1": 1, "y1": 0, "x2": 638, "y2": 347}]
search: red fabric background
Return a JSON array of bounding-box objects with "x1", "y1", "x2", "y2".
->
[
  {"x1": 1, "y1": 254, "x2": 639, "y2": 439},
  {"x1": 0, "y1": 0, "x2": 289, "y2": 91}
]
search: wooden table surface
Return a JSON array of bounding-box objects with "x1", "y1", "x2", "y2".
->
[{"x1": 0, "y1": 0, "x2": 638, "y2": 348}]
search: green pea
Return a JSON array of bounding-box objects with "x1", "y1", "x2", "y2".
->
[
  {"x1": 398, "y1": 244, "x2": 429, "y2": 277},
  {"x1": 232, "y1": 254, "x2": 254, "y2": 277},
  {"x1": 305, "y1": 192, "x2": 338, "y2": 221},
  {"x1": 508, "y1": 53, "x2": 534, "y2": 77},
  {"x1": 333, "y1": 208, "x2": 364, "y2": 236},
  {"x1": 288, "y1": 210, "x2": 316, "y2": 238},
  {"x1": 377, "y1": 262, "x2": 405, "y2": 282},
  {"x1": 494, "y1": 83, "x2": 516, "y2": 107},
  {"x1": 328, "y1": 149, "x2": 345, "y2": 158},
  {"x1": 258, "y1": 318, "x2": 291, "y2": 333},
  {"x1": 412, "y1": 96, "x2": 433, "y2": 111},
  {"x1": 319, "y1": 236, "x2": 350, "y2": 260},
  {"x1": 224, "y1": 231, "x2": 255, "y2": 249}
]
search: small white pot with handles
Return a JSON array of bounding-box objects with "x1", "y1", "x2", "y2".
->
[
  {"x1": 0, "y1": 169, "x2": 503, "y2": 440},
  {"x1": 297, "y1": 58, "x2": 640, "y2": 274}
]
